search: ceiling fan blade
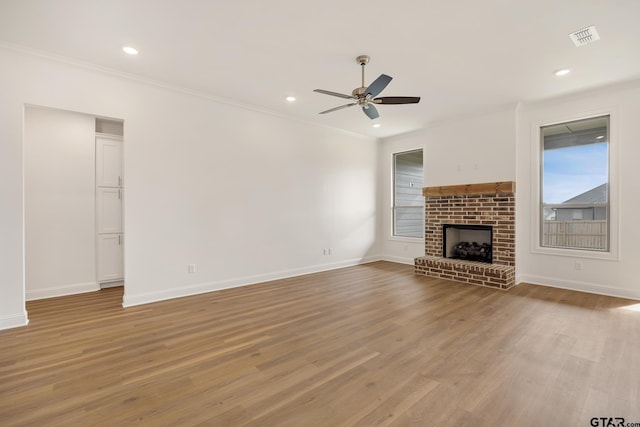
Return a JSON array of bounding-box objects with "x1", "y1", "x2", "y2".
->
[
  {"x1": 362, "y1": 104, "x2": 379, "y2": 120},
  {"x1": 313, "y1": 89, "x2": 356, "y2": 100},
  {"x1": 365, "y1": 74, "x2": 392, "y2": 98},
  {"x1": 319, "y1": 103, "x2": 357, "y2": 114},
  {"x1": 373, "y1": 96, "x2": 421, "y2": 104}
]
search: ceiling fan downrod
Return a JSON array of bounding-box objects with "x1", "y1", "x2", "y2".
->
[{"x1": 357, "y1": 55, "x2": 370, "y2": 89}]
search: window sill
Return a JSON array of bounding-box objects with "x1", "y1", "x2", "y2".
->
[
  {"x1": 531, "y1": 245, "x2": 618, "y2": 261},
  {"x1": 389, "y1": 236, "x2": 424, "y2": 243}
]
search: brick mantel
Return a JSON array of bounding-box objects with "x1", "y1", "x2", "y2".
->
[{"x1": 415, "y1": 181, "x2": 516, "y2": 290}]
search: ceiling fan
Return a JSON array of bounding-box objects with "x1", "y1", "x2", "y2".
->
[{"x1": 314, "y1": 55, "x2": 420, "y2": 120}]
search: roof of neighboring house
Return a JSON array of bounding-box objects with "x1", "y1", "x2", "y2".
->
[{"x1": 562, "y1": 183, "x2": 607, "y2": 204}]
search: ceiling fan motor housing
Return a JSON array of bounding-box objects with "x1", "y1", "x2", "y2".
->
[
  {"x1": 356, "y1": 55, "x2": 370, "y2": 65},
  {"x1": 352, "y1": 87, "x2": 366, "y2": 96}
]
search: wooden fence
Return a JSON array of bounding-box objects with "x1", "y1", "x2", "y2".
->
[{"x1": 542, "y1": 220, "x2": 608, "y2": 250}]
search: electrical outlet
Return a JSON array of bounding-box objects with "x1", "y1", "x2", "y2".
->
[
  {"x1": 188, "y1": 264, "x2": 196, "y2": 273},
  {"x1": 574, "y1": 261, "x2": 582, "y2": 271}
]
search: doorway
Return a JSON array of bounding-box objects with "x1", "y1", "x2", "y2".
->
[{"x1": 24, "y1": 106, "x2": 124, "y2": 300}]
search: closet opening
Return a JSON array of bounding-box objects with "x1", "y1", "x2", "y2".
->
[
  {"x1": 95, "y1": 117, "x2": 124, "y2": 289},
  {"x1": 24, "y1": 106, "x2": 124, "y2": 302}
]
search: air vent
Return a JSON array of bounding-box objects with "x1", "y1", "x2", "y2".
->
[{"x1": 569, "y1": 26, "x2": 600, "y2": 47}]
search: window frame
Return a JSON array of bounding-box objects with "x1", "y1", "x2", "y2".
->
[
  {"x1": 391, "y1": 148, "x2": 424, "y2": 240},
  {"x1": 531, "y1": 110, "x2": 619, "y2": 260}
]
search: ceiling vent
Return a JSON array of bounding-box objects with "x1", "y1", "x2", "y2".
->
[{"x1": 569, "y1": 26, "x2": 600, "y2": 47}]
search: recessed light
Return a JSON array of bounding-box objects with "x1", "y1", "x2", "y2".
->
[
  {"x1": 286, "y1": 96, "x2": 296, "y2": 102},
  {"x1": 554, "y1": 68, "x2": 571, "y2": 77},
  {"x1": 596, "y1": 135, "x2": 605, "y2": 140},
  {"x1": 122, "y1": 46, "x2": 138, "y2": 55},
  {"x1": 372, "y1": 123, "x2": 381, "y2": 128}
]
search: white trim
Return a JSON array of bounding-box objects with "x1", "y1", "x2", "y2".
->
[
  {"x1": 387, "y1": 236, "x2": 424, "y2": 243},
  {"x1": 529, "y1": 108, "x2": 619, "y2": 261},
  {"x1": 519, "y1": 274, "x2": 640, "y2": 301},
  {"x1": 528, "y1": 245, "x2": 617, "y2": 261},
  {"x1": 95, "y1": 132, "x2": 123, "y2": 141},
  {"x1": 123, "y1": 256, "x2": 382, "y2": 307},
  {"x1": 26, "y1": 281, "x2": 99, "y2": 301},
  {"x1": 380, "y1": 255, "x2": 417, "y2": 265},
  {"x1": 0, "y1": 311, "x2": 29, "y2": 330},
  {"x1": 100, "y1": 280, "x2": 124, "y2": 289}
]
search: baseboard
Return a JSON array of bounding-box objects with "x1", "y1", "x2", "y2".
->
[
  {"x1": 380, "y1": 255, "x2": 417, "y2": 265},
  {"x1": 519, "y1": 274, "x2": 640, "y2": 301},
  {"x1": 100, "y1": 280, "x2": 124, "y2": 289},
  {"x1": 123, "y1": 255, "x2": 382, "y2": 307},
  {"x1": 0, "y1": 311, "x2": 29, "y2": 330},
  {"x1": 26, "y1": 281, "x2": 100, "y2": 301}
]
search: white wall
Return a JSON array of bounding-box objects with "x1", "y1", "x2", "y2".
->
[
  {"x1": 0, "y1": 46, "x2": 380, "y2": 328},
  {"x1": 517, "y1": 81, "x2": 640, "y2": 300},
  {"x1": 0, "y1": 55, "x2": 27, "y2": 329},
  {"x1": 379, "y1": 108, "x2": 517, "y2": 263},
  {"x1": 24, "y1": 107, "x2": 97, "y2": 299},
  {"x1": 422, "y1": 108, "x2": 517, "y2": 187}
]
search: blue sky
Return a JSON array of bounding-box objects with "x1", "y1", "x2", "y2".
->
[{"x1": 543, "y1": 142, "x2": 608, "y2": 204}]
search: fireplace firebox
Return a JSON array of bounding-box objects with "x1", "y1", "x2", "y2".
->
[{"x1": 443, "y1": 224, "x2": 493, "y2": 263}]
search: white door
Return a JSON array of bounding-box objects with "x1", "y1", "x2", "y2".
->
[
  {"x1": 97, "y1": 188, "x2": 122, "y2": 233},
  {"x1": 96, "y1": 136, "x2": 123, "y2": 188},
  {"x1": 97, "y1": 234, "x2": 123, "y2": 282}
]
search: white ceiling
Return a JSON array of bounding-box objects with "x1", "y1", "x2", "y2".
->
[{"x1": 1, "y1": 0, "x2": 639, "y2": 138}]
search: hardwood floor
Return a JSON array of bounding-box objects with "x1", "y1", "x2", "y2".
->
[{"x1": 1, "y1": 261, "x2": 639, "y2": 426}]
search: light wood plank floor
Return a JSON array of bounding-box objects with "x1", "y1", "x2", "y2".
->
[{"x1": 1, "y1": 261, "x2": 639, "y2": 426}]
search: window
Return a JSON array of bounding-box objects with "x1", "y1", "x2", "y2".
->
[
  {"x1": 541, "y1": 115, "x2": 609, "y2": 251},
  {"x1": 393, "y1": 149, "x2": 424, "y2": 238}
]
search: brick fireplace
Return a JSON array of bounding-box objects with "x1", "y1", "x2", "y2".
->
[{"x1": 414, "y1": 182, "x2": 515, "y2": 289}]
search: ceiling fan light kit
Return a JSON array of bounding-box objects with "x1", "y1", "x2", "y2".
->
[{"x1": 314, "y1": 55, "x2": 420, "y2": 120}]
